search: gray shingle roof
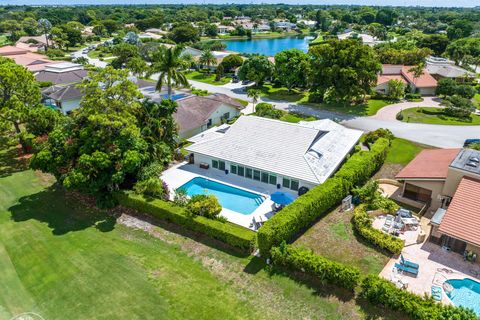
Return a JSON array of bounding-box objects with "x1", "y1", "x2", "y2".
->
[{"x1": 36, "y1": 69, "x2": 88, "y2": 85}]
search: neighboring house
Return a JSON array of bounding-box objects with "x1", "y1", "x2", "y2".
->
[
  {"x1": 375, "y1": 64, "x2": 438, "y2": 96},
  {"x1": 35, "y1": 62, "x2": 88, "y2": 85},
  {"x1": 185, "y1": 116, "x2": 362, "y2": 193},
  {"x1": 0, "y1": 45, "x2": 55, "y2": 72},
  {"x1": 42, "y1": 83, "x2": 83, "y2": 114},
  {"x1": 145, "y1": 28, "x2": 168, "y2": 35},
  {"x1": 216, "y1": 24, "x2": 235, "y2": 35},
  {"x1": 337, "y1": 31, "x2": 383, "y2": 46},
  {"x1": 426, "y1": 56, "x2": 476, "y2": 82},
  {"x1": 274, "y1": 21, "x2": 297, "y2": 31},
  {"x1": 174, "y1": 93, "x2": 245, "y2": 139},
  {"x1": 16, "y1": 35, "x2": 52, "y2": 52},
  {"x1": 395, "y1": 148, "x2": 480, "y2": 255}
]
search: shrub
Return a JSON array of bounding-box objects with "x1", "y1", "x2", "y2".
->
[
  {"x1": 396, "y1": 111, "x2": 404, "y2": 121},
  {"x1": 270, "y1": 244, "x2": 361, "y2": 290},
  {"x1": 257, "y1": 138, "x2": 390, "y2": 255},
  {"x1": 364, "y1": 129, "x2": 394, "y2": 145},
  {"x1": 134, "y1": 177, "x2": 169, "y2": 200},
  {"x1": 405, "y1": 93, "x2": 421, "y2": 100},
  {"x1": 352, "y1": 205, "x2": 404, "y2": 254},
  {"x1": 115, "y1": 192, "x2": 255, "y2": 251},
  {"x1": 173, "y1": 188, "x2": 189, "y2": 206},
  {"x1": 186, "y1": 194, "x2": 222, "y2": 219},
  {"x1": 361, "y1": 275, "x2": 478, "y2": 320},
  {"x1": 255, "y1": 103, "x2": 284, "y2": 119},
  {"x1": 442, "y1": 95, "x2": 475, "y2": 118},
  {"x1": 455, "y1": 84, "x2": 476, "y2": 99},
  {"x1": 137, "y1": 161, "x2": 164, "y2": 181}
]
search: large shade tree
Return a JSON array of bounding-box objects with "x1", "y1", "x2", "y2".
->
[
  {"x1": 274, "y1": 48, "x2": 309, "y2": 91},
  {"x1": 237, "y1": 55, "x2": 274, "y2": 86},
  {"x1": 309, "y1": 39, "x2": 381, "y2": 103},
  {"x1": 150, "y1": 46, "x2": 189, "y2": 99},
  {"x1": 0, "y1": 58, "x2": 42, "y2": 152}
]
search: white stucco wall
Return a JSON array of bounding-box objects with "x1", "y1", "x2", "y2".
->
[{"x1": 60, "y1": 98, "x2": 81, "y2": 114}]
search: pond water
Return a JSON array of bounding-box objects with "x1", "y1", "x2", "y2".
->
[{"x1": 222, "y1": 36, "x2": 314, "y2": 56}]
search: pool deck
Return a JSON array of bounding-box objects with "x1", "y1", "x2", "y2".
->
[{"x1": 161, "y1": 162, "x2": 298, "y2": 230}]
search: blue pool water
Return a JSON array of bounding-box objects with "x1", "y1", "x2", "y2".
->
[
  {"x1": 445, "y1": 278, "x2": 480, "y2": 315},
  {"x1": 222, "y1": 36, "x2": 313, "y2": 56},
  {"x1": 178, "y1": 177, "x2": 264, "y2": 215},
  {"x1": 160, "y1": 93, "x2": 188, "y2": 101}
]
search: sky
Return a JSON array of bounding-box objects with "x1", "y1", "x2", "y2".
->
[{"x1": 0, "y1": 0, "x2": 479, "y2": 7}]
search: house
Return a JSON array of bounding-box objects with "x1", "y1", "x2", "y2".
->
[
  {"x1": 426, "y1": 56, "x2": 476, "y2": 82},
  {"x1": 216, "y1": 24, "x2": 235, "y2": 35},
  {"x1": 0, "y1": 45, "x2": 55, "y2": 72},
  {"x1": 337, "y1": 31, "x2": 383, "y2": 46},
  {"x1": 375, "y1": 64, "x2": 437, "y2": 96},
  {"x1": 16, "y1": 35, "x2": 52, "y2": 52},
  {"x1": 396, "y1": 148, "x2": 480, "y2": 255},
  {"x1": 274, "y1": 21, "x2": 297, "y2": 31},
  {"x1": 42, "y1": 83, "x2": 83, "y2": 114},
  {"x1": 35, "y1": 62, "x2": 88, "y2": 85},
  {"x1": 174, "y1": 93, "x2": 245, "y2": 139},
  {"x1": 185, "y1": 116, "x2": 362, "y2": 193}
]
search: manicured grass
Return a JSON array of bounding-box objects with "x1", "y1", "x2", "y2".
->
[
  {"x1": 294, "y1": 206, "x2": 391, "y2": 275},
  {"x1": 304, "y1": 98, "x2": 392, "y2": 116},
  {"x1": 186, "y1": 71, "x2": 231, "y2": 85},
  {"x1": 234, "y1": 98, "x2": 249, "y2": 107},
  {"x1": 474, "y1": 94, "x2": 480, "y2": 108},
  {"x1": 400, "y1": 107, "x2": 480, "y2": 126},
  {"x1": 0, "y1": 142, "x2": 405, "y2": 319},
  {"x1": 259, "y1": 84, "x2": 307, "y2": 103},
  {"x1": 279, "y1": 113, "x2": 316, "y2": 123},
  {"x1": 385, "y1": 138, "x2": 428, "y2": 166},
  {"x1": 87, "y1": 48, "x2": 114, "y2": 59}
]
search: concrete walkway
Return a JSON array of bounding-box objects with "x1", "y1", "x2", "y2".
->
[{"x1": 371, "y1": 97, "x2": 443, "y2": 121}]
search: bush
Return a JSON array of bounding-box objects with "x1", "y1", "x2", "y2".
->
[
  {"x1": 257, "y1": 138, "x2": 390, "y2": 255},
  {"x1": 455, "y1": 84, "x2": 476, "y2": 99},
  {"x1": 361, "y1": 275, "x2": 478, "y2": 320},
  {"x1": 255, "y1": 103, "x2": 284, "y2": 119},
  {"x1": 186, "y1": 194, "x2": 222, "y2": 219},
  {"x1": 405, "y1": 93, "x2": 421, "y2": 100},
  {"x1": 352, "y1": 205, "x2": 404, "y2": 254},
  {"x1": 363, "y1": 129, "x2": 394, "y2": 145},
  {"x1": 396, "y1": 111, "x2": 404, "y2": 121},
  {"x1": 270, "y1": 244, "x2": 361, "y2": 290},
  {"x1": 46, "y1": 48, "x2": 65, "y2": 58},
  {"x1": 134, "y1": 177, "x2": 169, "y2": 200},
  {"x1": 115, "y1": 192, "x2": 255, "y2": 251},
  {"x1": 137, "y1": 161, "x2": 164, "y2": 181}
]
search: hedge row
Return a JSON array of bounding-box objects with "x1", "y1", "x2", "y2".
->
[
  {"x1": 270, "y1": 244, "x2": 361, "y2": 290},
  {"x1": 257, "y1": 138, "x2": 390, "y2": 255},
  {"x1": 115, "y1": 192, "x2": 256, "y2": 251},
  {"x1": 361, "y1": 275, "x2": 478, "y2": 320},
  {"x1": 352, "y1": 205, "x2": 405, "y2": 255}
]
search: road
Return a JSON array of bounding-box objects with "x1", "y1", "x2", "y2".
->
[
  {"x1": 188, "y1": 80, "x2": 480, "y2": 148},
  {"x1": 76, "y1": 45, "x2": 480, "y2": 149}
]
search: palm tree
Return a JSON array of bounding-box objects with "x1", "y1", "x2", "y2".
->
[
  {"x1": 408, "y1": 63, "x2": 425, "y2": 87},
  {"x1": 37, "y1": 18, "x2": 52, "y2": 51},
  {"x1": 247, "y1": 89, "x2": 261, "y2": 113},
  {"x1": 199, "y1": 49, "x2": 216, "y2": 74},
  {"x1": 150, "y1": 46, "x2": 189, "y2": 99}
]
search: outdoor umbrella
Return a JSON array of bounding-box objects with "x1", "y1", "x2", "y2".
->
[{"x1": 270, "y1": 191, "x2": 295, "y2": 205}]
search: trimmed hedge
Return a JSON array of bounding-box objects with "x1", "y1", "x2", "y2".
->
[
  {"x1": 352, "y1": 205, "x2": 404, "y2": 254},
  {"x1": 257, "y1": 138, "x2": 390, "y2": 255},
  {"x1": 361, "y1": 275, "x2": 478, "y2": 320},
  {"x1": 257, "y1": 177, "x2": 349, "y2": 255},
  {"x1": 115, "y1": 192, "x2": 255, "y2": 251},
  {"x1": 271, "y1": 244, "x2": 361, "y2": 290},
  {"x1": 334, "y1": 138, "x2": 390, "y2": 190}
]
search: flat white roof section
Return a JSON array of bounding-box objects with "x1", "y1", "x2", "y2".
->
[
  {"x1": 44, "y1": 62, "x2": 84, "y2": 73},
  {"x1": 186, "y1": 116, "x2": 362, "y2": 184}
]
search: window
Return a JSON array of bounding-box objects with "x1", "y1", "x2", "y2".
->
[
  {"x1": 245, "y1": 168, "x2": 253, "y2": 179},
  {"x1": 282, "y1": 178, "x2": 290, "y2": 188},
  {"x1": 261, "y1": 172, "x2": 269, "y2": 183},
  {"x1": 207, "y1": 118, "x2": 212, "y2": 127},
  {"x1": 237, "y1": 166, "x2": 245, "y2": 176},
  {"x1": 290, "y1": 180, "x2": 299, "y2": 191},
  {"x1": 223, "y1": 112, "x2": 230, "y2": 120},
  {"x1": 253, "y1": 170, "x2": 261, "y2": 181},
  {"x1": 269, "y1": 174, "x2": 277, "y2": 185},
  {"x1": 219, "y1": 160, "x2": 225, "y2": 171},
  {"x1": 212, "y1": 160, "x2": 218, "y2": 169},
  {"x1": 230, "y1": 164, "x2": 237, "y2": 174}
]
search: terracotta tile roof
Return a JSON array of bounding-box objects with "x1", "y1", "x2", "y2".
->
[
  {"x1": 395, "y1": 148, "x2": 460, "y2": 180},
  {"x1": 401, "y1": 66, "x2": 437, "y2": 88},
  {"x1": 0, "y1": 46, "x2": 56, "y2": 72},
  {"x1": 377, "y1": 74, "x2": 407, "y2": 86},
  {"x1": 439, "y1": 177, "x2": 480, "y2": 247}
]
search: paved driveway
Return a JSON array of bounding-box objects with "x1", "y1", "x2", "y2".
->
[{"x1": 371, "y1": 97, "x2": 443, "y2": 121}]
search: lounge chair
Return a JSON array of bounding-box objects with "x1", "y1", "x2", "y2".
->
[
  {"x1": 401, "y1": 255, "x2": 419, "y2": 269},
  {"x1": 431, "y1": 286, "x2": 442, "y2": 301},
  {"x1": 395, "y1": 263, "x2": 418, "y2": 276},
  {"x1": 382, "y1": 215, "x2": 394, "y2": 232}
]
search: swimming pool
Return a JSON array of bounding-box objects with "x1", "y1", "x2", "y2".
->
[
  {"x1": 445, "y1": 278, "x2": 480, "y2": 315},
  {"x1": 178, "y1": 177, "x2": 264, "y2": 215}
]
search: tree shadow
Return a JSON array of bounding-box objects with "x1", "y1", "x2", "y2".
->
[
  {"x1": 0, "y1": 138, "x2": 29, "y2": 178},
  {"x1": 9, "y1": 184, "x2": 116, "y2": 235}
]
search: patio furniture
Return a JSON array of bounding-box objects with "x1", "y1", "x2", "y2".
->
[
  {"x1": 396, "y1": 208, "x2": 419, "y2": 227},
  {"x1": 431, "y1": 286, "x2": 442, "y2": 301},
  {"x1": 382, "y1": 215, "x2": 394, "y2": 232},
  {"x1": 199, "y1": 162, "x2": 209, "y2": 169},
  {"x1": 395, "y1": 263, "x2": 419, "y2": 276},
  {"x1": 401, "y1": 255, "x2": 419, "y2": 269}
]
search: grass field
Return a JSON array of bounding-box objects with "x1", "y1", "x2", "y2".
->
[
  {"x1": 304, "y1": 99, "x2": 392, "y2": 117},
  {"x1": 386, "y1": 138, "x2": 429, "y2": 166},
  {"x1": 474, "y1": 94, "x2": 480, "y2": 108},
  {"x1": 400, "y1": 107, "x2": 480, "y2": 126},
  {"x1": 186, "y1": 71, "x2": 231, "y2": 86},
  {"x1": 294, "y1": 206, "x2": 391, "y2": 275},
  {"x1": 0, "y1": 141, "x2": 405, "y2": 320}
]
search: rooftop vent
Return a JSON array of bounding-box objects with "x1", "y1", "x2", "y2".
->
[
  {"x1": 466, "y1": 161, "x2": 478, "y2": 168},
  {"x1": 469, "y1": 157, "x2": 479, "y2": 163}
]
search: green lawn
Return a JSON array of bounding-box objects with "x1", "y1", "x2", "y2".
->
[
  {"x1": 0, "y1": 141, "x2": 406, "y2": 320},
  {"x1": 294, "y1": 206, "x2": 391, "y2": 275},
  {"x1": 186, "y1": 71, "x2": 231, "y2": 85},
  {"x1": 474, "y1": 94, "x2": 480, "y2": 108},
  {"x1": 259, "y1": 84, "x2": 307, "y2": 103},
  {"x1": 87, "y1": 48, "x2": 114, "y2": 59},
  {"x1": 386, "y1": 138, "x2": 429, "y2": 166},
  {"x1": 279, "y1": 113, "x2": 316, "y2": 123},
  {"x1": 400, "y1": 107, "x2": 480, "y2": 126},
  {"x1": 0, "y1": 35, "x2": 9, "y2": 46},
  {"x1": 303, "y1": 99, "x2": 392, "y2": 117}
]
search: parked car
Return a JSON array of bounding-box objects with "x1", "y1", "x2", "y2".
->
[
  {"x1": 82, "y1": 49, "x2": 89, "y2": 54},
  {"x1": 464, "y1": 139, "x2": 480, "y2": 147},
  {"x1": 232, "y1": 76, "x2": 239, "y2": 83},
  {"x1": 241, "y1": 80, "x2": 250, "y2": 85}
]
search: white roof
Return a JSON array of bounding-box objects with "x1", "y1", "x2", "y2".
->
[
  {"x1": 186, "y1": 116, "x2": 362, "y2": 184},
  {"x1": 44, "y1": 62, "x2": 83, "y2": 73},
  {"x1": 426, "y1": 64, "x2": 474, "y2": 79}
]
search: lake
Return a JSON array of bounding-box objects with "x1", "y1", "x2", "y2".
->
[{"x1": 222, "y1": 36, "x2": 314, "y2": 56}]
